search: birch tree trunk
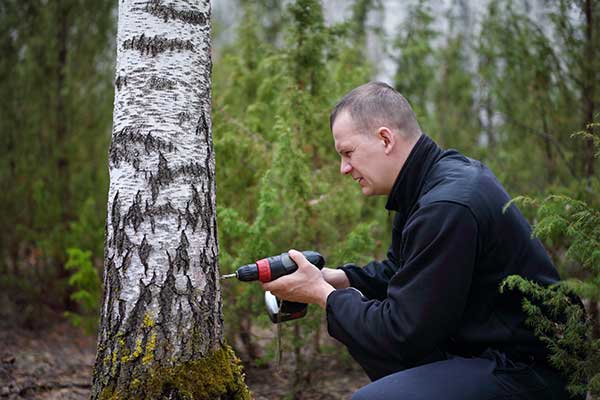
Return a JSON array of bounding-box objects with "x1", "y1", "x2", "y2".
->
[{"x1": 91, "y1": 1, "x2": 250, "y2": 398}]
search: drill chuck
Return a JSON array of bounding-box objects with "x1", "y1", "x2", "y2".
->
[{"x1": 235, "y1": 264, "x2": 260, "y2": 281}]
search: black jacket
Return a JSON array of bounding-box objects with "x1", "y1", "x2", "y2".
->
[{"x1": 326, "y1": 134, "x2": 561, "y2": 380}]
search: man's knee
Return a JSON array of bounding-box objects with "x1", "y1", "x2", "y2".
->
[
  {"x1": 350, "y1": 381, "x2": 417, "y2": 400},
  {"x1": 350, "y1": 386, "x2": 370, "y2": 400}
]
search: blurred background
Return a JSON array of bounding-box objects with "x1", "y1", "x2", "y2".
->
[{"x1": 0, "y1": 0, "x2": 598, "y2": 399}]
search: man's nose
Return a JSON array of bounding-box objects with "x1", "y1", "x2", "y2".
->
[{"x1": 340, "y1": 160, "x2": 352, "y2": 175}]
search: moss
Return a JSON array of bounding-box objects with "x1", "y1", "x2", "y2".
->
[
  {"x1": 121, "y1": 337, "x2": 143, "y2": 363},
  {"x1": 98, "y1": 344, "x2": 252, "y2": 400},
  {"x1": 143, "y1": 313, "x2": 154, "y2": 329},
  {"x1": 110, "y1": 350, "x2": 118, "y2": 376},
  {"x1": 142, "y1": 332, "x2": 157, "y2": 365}
]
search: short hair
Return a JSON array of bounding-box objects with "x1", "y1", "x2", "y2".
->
[{"x1": 330, "y1": 81, "x2": 421, "y2": 139}]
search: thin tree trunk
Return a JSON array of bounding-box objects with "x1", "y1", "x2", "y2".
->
[
  {"x1": 292, "y1": 322, "x2": 304, "y2": 400},
  {"x1": 91, "y1": 1, "x2": 249, "y2": 398},
  {"x1": 55, "y1": 0, "x2": 74, "y2": 311},
  {"x1": 582, "y1": 0, "x2": 596, "y2": 178},
  {"x1": 239, "y1": 312, "x2": 261, "y2": 360},
  {"x1": 56, "y1": 0, "x2": 69, "y2": 221},
  {"x1": 582, "y1": 0, "x2": 598, "y2": 339},
  {"x1": 540, "y1": 112, "x2": 556, "y2": 183}
]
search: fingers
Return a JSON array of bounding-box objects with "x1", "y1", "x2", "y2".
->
[
  {"x1": 288, "y1": 249, "x2": 309, "y2": 268},
  {"x1": 261, "y1": 249, "x2": 310, "y2": 293},
  {"x1": 261, "y1": 279, "x2": 282, "y2": 292}
]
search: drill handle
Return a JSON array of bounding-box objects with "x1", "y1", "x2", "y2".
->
[{"x1": 267, "y1": 251, "x2": 325, "y2": 281}]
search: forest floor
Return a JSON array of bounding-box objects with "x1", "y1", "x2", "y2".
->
[{"x1": 0, "y1": 319, "x2": 369, "y2": 400}]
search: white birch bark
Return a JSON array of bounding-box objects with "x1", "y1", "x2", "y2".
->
[{"x1": 91, "y1": 0, "x2": 229, "y2": 397}]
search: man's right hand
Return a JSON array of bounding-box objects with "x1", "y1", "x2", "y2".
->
[{"x1": 321, "y1": 268, "x2": 350, "y2": 289}]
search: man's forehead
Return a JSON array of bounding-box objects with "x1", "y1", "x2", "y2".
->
[
  {"x1": 332, "y1": 111, "x2": 358, "y2": 144},
  {"x1": 333, "y1": 129, "x2": 354, "y2": 152}
]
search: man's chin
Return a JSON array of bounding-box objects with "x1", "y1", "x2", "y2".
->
[
  {"x1": 361, "y1": 185, "x2": 386, "y2": 197},
  {"x1": 361, "y1": 186, "x2": 374, "y2": 196}
]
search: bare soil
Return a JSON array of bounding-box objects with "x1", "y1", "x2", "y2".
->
[{"x1": 0, "y1": 322, "x2": 368, "y2": 399}]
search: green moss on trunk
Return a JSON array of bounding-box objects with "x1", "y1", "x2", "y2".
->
[{"x1": 98, "y1": 344, "x2": 252, "y2": 400}]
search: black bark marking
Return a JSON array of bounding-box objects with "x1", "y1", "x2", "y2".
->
[
  {"x1": 183, "y1": 201, "x2": 197, "y2": 232},
  {"x1": 121, "y1": 248, "x2": 133, "y2": 271},
  {"x1": 195, "y1": 113, "x2": 209, "y2": 137},
  {"x1": 157, "y1": 251, "x2": 178, "y2": 361},
  {"x1": 142, "y1": 195, "x2": 156, "y2": 233},
  {"x1": 173, "y1": 231, "x2": 190, "y2": 273},
  {"x1": 177, "y1": 162, "x2": 206, "y2": 178},
  {"x1": 115, "y1": 229, "x2": 132, "y2": 257},
  {"x1": 191, "y1": 184, "x2": 202, "y2": 210},
  {"x1": 138, "y1": 235, "x2": 151, "y2": 276},
  {"x1": 145, "y1": 200, "x2": 177, "y2": 234},
  {"x1": 150, "y1": 176, "x2": 159, "y2": 203},
  {"x1": 110, "y1": 127, "x2": 175, "y2": 168},
  {"x1": 147, "y1": 75, "x2": 176, "y2": 90},
  {"x1": 103, "y1": 222, "x2": 109, "y2": 260},
  {"x1": 149, "y1": 152, "x2": 174, "y2": 202},
  {"x1": 178, "y1": 111, "x2": 192, "y2": 126},
  {"x1": 198, "y1": 247, "x2": 210, "y2": 273},
  {"x1": 203, "y1": 271, "x2": 218, "y2": 329},
  {"x1": 115, "y1": 75, "x2": 128, "y2": 90},
  {"x1": 118, "y1": 300, "x2": 126, "y2": 323},
  {"x1": 111, "y1": 192, "x2": 121, "y2": 246},
  {"x1": 186, "y1": 275, "x2": 210, "y2": 355},
  {"x1": 145, "y1": 0, "x2": 208, "y2": 26},
  {"x1": 122, "y1": 279, "x2": 153, "y2": 336},
  {"x1": 124, "y1": 191, "x2": 144, "y2": 232},
  {"x1": 103, "y1": 256, "x2": 121, "y2": 335},
  {"x1": 93, "y1": 255, "x2": 125, "y2": 390},
  {"x1": 116, "y1": 279, "x2": 153, "y2": 386},
  {"x1": 181, "y1": 185, "x2": 203, "y2": 232},
  {"x1": 122, "y1": 34, "x2": 194, "y2": 57},
  {"x1": 201, "y1": 150, "x2": 215, "y2": 249},
  {"x1": 144, "y1": 131, "x2": 175, "y2": 155},
  {"x1": 132, "y1": 156, "x2": 141, "y2": 171}
]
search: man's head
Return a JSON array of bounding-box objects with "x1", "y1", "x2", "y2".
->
[{"x1": 330, "y1": 81, "x2": 422, "y2": 196}]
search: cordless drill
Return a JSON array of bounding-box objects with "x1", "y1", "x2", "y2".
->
[{"x1": 221, "y1": 251, "x2": 325, "y2": 323}]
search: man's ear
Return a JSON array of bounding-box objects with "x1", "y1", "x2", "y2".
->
[{"x1": 377, "y1": 127, "x2": 395, "y2": 155}]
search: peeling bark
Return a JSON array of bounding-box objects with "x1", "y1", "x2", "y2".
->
[{"x1": 91, "y1": 1, "x2": 249, "y2": 399}]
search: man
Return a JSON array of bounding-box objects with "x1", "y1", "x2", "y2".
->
[{"x1": 263, "y1": 82, "x2": 572, "y2": 399}]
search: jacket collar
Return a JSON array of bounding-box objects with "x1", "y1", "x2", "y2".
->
[{"x1": 385, "y1": 134, "x2": 443, "y2": 216}]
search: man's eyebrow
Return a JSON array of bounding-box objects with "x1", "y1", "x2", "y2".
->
[{"x1": 335, "y1": 145, "x2": 347, "y2": 155}]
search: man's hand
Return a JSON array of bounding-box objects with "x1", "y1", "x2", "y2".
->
[
  {"x1": 261, "y1": 249, "x2": 335, "y2": 309},
  {"x1": 322, "y1": 268, "x2": 350, "y2": 289}
]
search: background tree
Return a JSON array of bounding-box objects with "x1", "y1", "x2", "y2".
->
[
  {"x1": 0, "y1": 0, "x2": 114, "y2": 327},
  {"x1": 90, "y1": 1, "x2": 249, "y2": 398}
]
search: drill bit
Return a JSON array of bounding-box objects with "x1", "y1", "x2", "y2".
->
[{"x1": 220, "y1": 272, "x2": 237, "y2": 280}]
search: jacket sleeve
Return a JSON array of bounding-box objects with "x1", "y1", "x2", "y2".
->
[
  {"x1": 338, "y1": 214, "x2": 403, "y2": 300},
  {"x1": 326, "y1": 202, "x2": 478, "y2": 371},
  {"x1": 338, "y1": 246, "x2": 399, "y2": 301}
]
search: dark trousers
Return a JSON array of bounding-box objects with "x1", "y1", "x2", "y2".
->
[{"x1": 351, "y1": 349, "x2": 578, "y2": 400}]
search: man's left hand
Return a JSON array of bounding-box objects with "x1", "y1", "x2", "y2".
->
[{"x1": 261, "y1": 249, "x2": 335, "y2": 309}]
